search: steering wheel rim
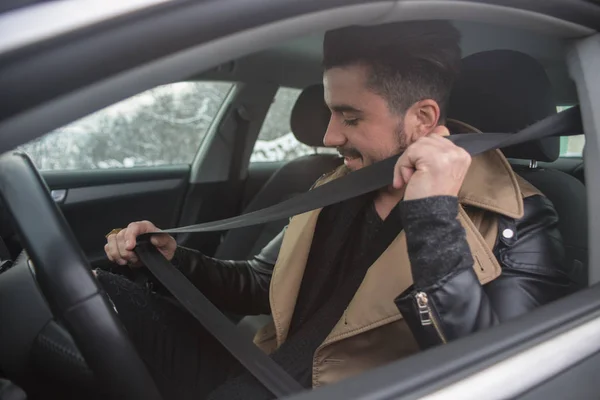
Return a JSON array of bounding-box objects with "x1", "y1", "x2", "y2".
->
[{"x1": 0, "y1": 152, "x2": 162, "y2": 400}]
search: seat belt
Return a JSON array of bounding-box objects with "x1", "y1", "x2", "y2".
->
[{"x1": 135, "y1": 106, "x2": 582, "y2": 398}]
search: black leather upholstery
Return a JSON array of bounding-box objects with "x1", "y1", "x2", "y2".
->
[
  {"x1": 215, "y1": 85, "x2": 341, "y2": 260},
  {"x1": 449, "y1": 50, "x2": 560, "y2": 162},
  {"x1": 449, "y1": 50, "x2": 588, "y2": 287}
]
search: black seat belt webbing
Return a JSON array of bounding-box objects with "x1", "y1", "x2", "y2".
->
[
  {"x1": 136, "y1": 241, "x2": 304, "y2": 397},
  {"x1": 141, "y1": 106, "x2": 582, "y2": 236},
  {"x1": 135, "y1": 106, "x2": 582, "y2": 398}
]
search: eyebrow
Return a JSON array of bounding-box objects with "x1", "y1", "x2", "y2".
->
[{"x1": 329, "y1": 104, "x2": 363, "y2": 115}]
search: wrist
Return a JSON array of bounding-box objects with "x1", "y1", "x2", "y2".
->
[
  {"x1": 400, "y1": 196, "x2": 459, "y2": 222},
  {"x1": 399, "y1": 196, "x2": 468, "y2": 289}
]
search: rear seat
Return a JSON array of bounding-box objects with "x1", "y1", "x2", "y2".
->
[
  {"x1": 215, "y1": 84, "x2": 342, "y2": 261},
  {"x1": 448, "y1": 49, "x2": 588, "y2": 288}
]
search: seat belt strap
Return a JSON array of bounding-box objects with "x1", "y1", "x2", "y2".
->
[
  {"x1": 135, "y1": 106, "x2": 582, "y2": 398},
  {"x1": 136, "y1": 241, "x2": 304, "y2": 397},
  {"x1": 141, "y1": 106, "x2": 582, "y2": 236}
]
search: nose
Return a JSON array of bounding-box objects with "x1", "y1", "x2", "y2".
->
[{"x1": 323, "y1": 116, "x2": 346, "y2": 148}]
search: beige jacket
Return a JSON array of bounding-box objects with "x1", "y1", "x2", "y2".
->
[{"x1": 252, "y1": 121, "x2": 540, "y2": 387}]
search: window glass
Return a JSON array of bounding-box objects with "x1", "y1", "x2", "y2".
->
[
  {"x1": 19, "y1": 81, "x2": 234, "y2": 170},
  {"x1": 251, "y1": 87, "x2": 336, "y2": 162},
  {"x1": 557, "y1": 106, "x2": 584, "y2": 157}
]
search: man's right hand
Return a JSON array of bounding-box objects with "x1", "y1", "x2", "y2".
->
[{"x1": 104, "y1": 221, "x2": 177, "y2": 267}]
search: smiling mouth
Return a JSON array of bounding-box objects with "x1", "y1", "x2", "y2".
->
[
  {"x1": 338, "y1": 149, "x2": 361, "y2": 161},
  {"x1": 341, "y1": 155, "x2": 360, "y2": 168}
]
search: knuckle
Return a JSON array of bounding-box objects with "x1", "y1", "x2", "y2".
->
[
  {"x1": 127, "y1": 221, "x2": 139, "y2": 228},
  {"x1": 456, "y1": 148, "x2": 471, "y2": 162},
  {"x1": 141, "y1": 220, "x2": 154, "y2": 229},
  {"x1": 439, "y1": 151, "x2": 452, "y2": 164},
  {"x1": 419, "y1": 137, "x2": 432, "y2": 146}
]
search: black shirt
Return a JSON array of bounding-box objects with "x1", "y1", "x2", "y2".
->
[{"x1": 208, "y1": 195, "x2": 402, "y2": 399}]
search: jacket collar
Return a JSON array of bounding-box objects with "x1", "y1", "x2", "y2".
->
[
  {"x1": 269, "y1": 120, "x2": 522, "y2": 346},
  {"x1": 448, "y1": 119, "x2": 525, "y2": 219}
]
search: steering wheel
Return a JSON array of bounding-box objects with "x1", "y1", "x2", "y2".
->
[{"x1": 0, "y1": 152, "x2": 162, "y2": 400}]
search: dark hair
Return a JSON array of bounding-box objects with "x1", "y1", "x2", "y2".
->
[{"x1": 323, "y1": 21, "x2": 461, "y2": 120}]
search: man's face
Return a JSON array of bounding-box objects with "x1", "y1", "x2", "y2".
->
[{"x1": 323, "y1": 64, "x2": 411, "y2": 171}]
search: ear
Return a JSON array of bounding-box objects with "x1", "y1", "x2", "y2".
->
[{"x1": 407, "y1": 99, "x2": 441, "y2": 138}]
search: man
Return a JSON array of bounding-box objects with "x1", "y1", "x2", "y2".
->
[{"x1": 99, "y1": 21, "x2": 571, "y2": 400}]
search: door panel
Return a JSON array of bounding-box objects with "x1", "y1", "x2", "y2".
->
[
  {"x1": 41, "y1": 166, "x2": 190, "y2": 267},
  {"x1": 519, "y1": 350, "x2": 600, "y2": 400}
]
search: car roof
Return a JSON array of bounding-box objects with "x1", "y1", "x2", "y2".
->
[
  {"x1": 0, "y1": 0, "x2": 596, "y2": 151},
  {"x1": 196, "y1": 20, "x2": 576, "y2": 105}
]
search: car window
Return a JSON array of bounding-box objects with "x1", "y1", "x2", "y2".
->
[
  {"x1": 251, "y1": 87, "x2": 336, "y2": 162},
  {"x1": 18, "y1": 81, "x2": 234, "y2": 170},
  {"x1": 560, "y1": 135, "x2": 585, "y2": 157},
  {"x1": 557, "y1": 106, "x2": 584, "y2": 157}
]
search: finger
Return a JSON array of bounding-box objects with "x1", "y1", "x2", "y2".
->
[
  {"x1": 425, "y1": 133, "x2": 471, "y2": 163},
  {"x1": 123, "y1": 222, "x2": 142, "y2": 250},
  {"x1": 116, "y1": 229, "x2": 135, "y2": 264},
  {"x1": 106, "y1": 234, "x2": 123, "y2": 264},
  {"x1": 150, "y1": 233, "x2": 172, "y2": 249},
  {"x1": 124, "y1": 221, "x2": 158, "y2": 250},
  {"x1": 393, "y1": 169, "x2": 404, "y2": 189},
  {"x1": 400, "y1": 165, "x2": 414, "y2": 184},
  {"x1": 393, "y1": 151, "x2": 416, "y2": 189},
  {"x1": 104, "y1": 244, "x2": 113, "y2": 262},
  {"x1": 393, "y1": 154, "x2": 406, "y2": 189},
  {"x1": 430, "y1": 125, "x2": 450, "y2": 137},
  {"x1": 421, "y1": 134, "x2": 450, "y2": 149}
]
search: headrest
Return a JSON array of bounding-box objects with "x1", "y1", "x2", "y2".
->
[
  {"x1": 290, "y1": 84, "x2": 330, "y2": 147},
  {"x1": 448, "y1": 50, "x2": 559, "y2": 162}
]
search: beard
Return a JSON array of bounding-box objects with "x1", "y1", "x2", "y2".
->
[
  {"x1": 395, "y1": 125, "x2": 410, "y2": 154},
  {"x1": 336, "y1": 122, "x2": 410, "y2": 171},
  {"x1": 337, "y1": 124, "x2": 409, "y2": 162}
]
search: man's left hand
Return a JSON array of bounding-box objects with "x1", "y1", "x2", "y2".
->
[{"x1": 392, "y1": 126, "x2": 471, "y2": 201}]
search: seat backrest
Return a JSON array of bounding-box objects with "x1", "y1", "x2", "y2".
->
[
  {"x1": 448, "y1": 50, "x2": 588, "y2": 287},
  {"x1": 215, "y1": 85, "x2": 341, "y2": 260}
]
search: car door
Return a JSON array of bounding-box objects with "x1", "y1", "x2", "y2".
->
[{"x1": 18, "y1": 81, "x2": 235, "y2": 267}]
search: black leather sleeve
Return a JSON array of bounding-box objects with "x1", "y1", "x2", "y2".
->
[
  {"x1": 395, "y1": 195, "x2": 574, "y2": 349},
  {"x1": 171, "y1": 228, "x2": 284, "y2": 316}
]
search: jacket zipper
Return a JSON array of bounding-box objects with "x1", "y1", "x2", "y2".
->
[{"x1": 415, "y1": 291, "x2": 447, "y2": 344}]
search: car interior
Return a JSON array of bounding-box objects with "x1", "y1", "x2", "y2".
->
[{"x1": 0, "y1": 10, "x2": 593, "y2": 400}]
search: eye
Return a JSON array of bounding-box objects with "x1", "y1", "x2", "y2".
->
[{"x1": 342, "y1": 118, "x2": 359, "y2": 127}]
